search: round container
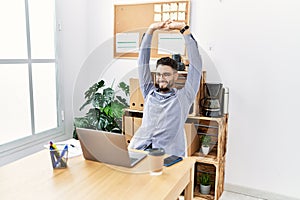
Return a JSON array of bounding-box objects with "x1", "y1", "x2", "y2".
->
[{"x1": 148, "y1": 148, "x2": 165, "y2": 176}]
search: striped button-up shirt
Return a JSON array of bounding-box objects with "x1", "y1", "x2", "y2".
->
[{"x1": 128, "y1": 33, "x2": 202, "y2": 156}]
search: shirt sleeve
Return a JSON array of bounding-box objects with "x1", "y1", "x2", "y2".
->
[
  {"x1": 180, "y1": 34, "x2": 203, "y2": 103},
  {"x1": 138, "y1": 33, "x2": 155, "y2": 99}
]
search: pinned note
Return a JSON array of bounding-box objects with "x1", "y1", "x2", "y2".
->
[
  {"x1": 178, "y1": 12, "x2": 186, "y2": 21},
  {"x1": 170, "y1": 12, "x2": 177, "y2": 20},
  {"x1": 154, "y1": 4, "x2": 161, "y2": 12},
  {"x1": 162, "y1": 13, "x2": 170, "y2": 21},
  {"x1": 163, "y1": 3, "x2": 170, "y2": 12},
  {"x1": 178, "y1": 3, "x2": 186, "y2": 11},
  {"x1": 154, "y1": 13, "x2": 161, "y2": 22},
  {"x1": 170, "y1": 3, "x2": 178, "y2": 11},
  {"x1": 158, "y1": 33, "x2": 185, "y2": 55},
  {"x1": 116, "y1": 32, "x2": 139, "y2": 53}
]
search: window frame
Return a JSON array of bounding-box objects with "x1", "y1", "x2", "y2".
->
[{"x1": 0, "y1": 0, "x2": 65, "y2": 166}]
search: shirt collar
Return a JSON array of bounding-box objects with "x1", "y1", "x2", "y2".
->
[{"x1": 152, "y1": 88, "x2": 177, "y2": 99}]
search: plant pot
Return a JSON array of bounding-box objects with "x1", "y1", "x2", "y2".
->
[
  {"x1": 201, "y1": 145, "x2": 210, "y2": 155},
  {"x1": 200, "y1": 184, "x2": 211, "y2": 195}
]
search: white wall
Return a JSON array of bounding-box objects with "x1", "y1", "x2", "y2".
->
[
  {"x1": 193, "y1": 0, "x2": 300, "y2": 199},
  {"x1": 56, "y1": 0, "x2": 88, "y2": 137},
  {"x1": 60, "y1": 0, "x2": 300, "y2": 199}
]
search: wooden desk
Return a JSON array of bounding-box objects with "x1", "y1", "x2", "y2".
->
[{"x1": 0, "y1": 150, "x2": 195, "y2": 200}]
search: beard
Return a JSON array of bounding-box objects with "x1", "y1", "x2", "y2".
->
[
  {"x1": 155, "y1": 83, "x2": 170, "y2": 92},
  {"x1": 155, "y1": 80, "x2": 174, "y2": 92}
]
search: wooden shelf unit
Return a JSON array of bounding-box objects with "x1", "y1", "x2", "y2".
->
[
  {"x1": 187, "y1": 116, "x2": 228, "y2": 164},
  {"x1": 187, "y1": 115, "x2": 228, "y2": 200}
]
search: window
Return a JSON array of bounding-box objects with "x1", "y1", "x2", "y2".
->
[{"x1": 0, "y1": 0, "x2": 63, "y2": 158}]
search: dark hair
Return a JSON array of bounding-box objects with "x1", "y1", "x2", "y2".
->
[{"x1": 156, "y1": 57, "x2": 178, "y2": 71}]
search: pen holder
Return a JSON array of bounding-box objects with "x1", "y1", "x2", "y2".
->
[{"x1": 49, "y1": 144, "x2": 68, "y2": 169}]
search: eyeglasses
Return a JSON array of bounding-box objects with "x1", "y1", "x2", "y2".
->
[{"x1": 155, "y1": 72, "x2": 173, "y2": 78}]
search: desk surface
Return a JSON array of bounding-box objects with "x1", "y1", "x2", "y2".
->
[{"x1": 0, "y1": 150, "x2": 195, "y2": 200}]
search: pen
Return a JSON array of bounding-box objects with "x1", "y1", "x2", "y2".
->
[
  {"x1": 50, "y1": 141, "x2": 61, "y2": 156},
  {"x1": 50, "y1": 141, "x2": 60, "y2": 168},
  {"x1": 54, "y1": 144, "x2": 68, "y2": 168},
  {"x1": 50, "y1": 141, "x2": 60, "y2": 153},
  {"x1": 50, "y1": 141, "x2": 57, "y2": 149},
  {"x1": 49, "y1": 150, "x2": 56, "y2": 168}
]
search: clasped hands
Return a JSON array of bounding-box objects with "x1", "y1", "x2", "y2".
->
[{"x1": 147, "y1": 19, "x2": 187, "y2": 34}]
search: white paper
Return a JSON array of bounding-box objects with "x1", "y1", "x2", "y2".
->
[
  {"x1": 154, "y1": 4, "x2": 161, "y2": 12},
  {"x1": 178, "y1": 3, "x2": 186, "y2": 11},
  {"x1": 162, "y1": 12, "x2": 170, "y2": 21},
  {"x1": 158, "y1": 33, "x2": 185, "y2": 55},
  {"x1": 178, "y1": 12, "x2": 186, "y2": 21},
  {"x1": 116, "y1": 32, "x2": 139, "y2": 53},
  {"x1": 154, "y1": 13, "x2": 161, "y2": 22}
]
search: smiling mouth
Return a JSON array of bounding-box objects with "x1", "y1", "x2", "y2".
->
[
  {"x1": 158, "y1": 81, "x2": 168, "y2": 84},
  {"x1": 155, "y1": 82, "x2": 169, "y2": 88}
]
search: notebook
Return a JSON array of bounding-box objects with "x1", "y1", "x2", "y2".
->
[{"x1": 76, "y1": 128, "x2": 147, "y2": 168}]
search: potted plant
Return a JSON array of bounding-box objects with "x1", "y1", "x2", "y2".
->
[
  {"x1": 73, "y1": 80, "x2": 129, "y2": 139},
  {"x1": 201, "y1": 135, "x2": 211, "y2": 155},
  {"x1": 198, "y1": 173, "x2": 211, "y2": 195}
]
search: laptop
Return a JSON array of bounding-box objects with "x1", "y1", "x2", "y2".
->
[{"x1": 76, "y1": 128, "x2": 147, "y2": 168}]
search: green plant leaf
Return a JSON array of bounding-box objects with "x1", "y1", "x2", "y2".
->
[
  {"x1": 103, "y1": 106, "x2": 111, "y2": 116},
  {"x1": 80, "y1": 80, "x2": 105, "y2": 111},
  {"x1": 199, "y1": 173, "x2": 211, "y2": 186},
  {"x1": 201, "y1": 135, "x2": 211, "y2": 146},
  {"x1": 74, "y1": 117, "x2": 91, "y2": 128},
  {"x1": 118, "y1": 81, "x2": 129, "y2": 96},
  {"x1": 73, "y1": 126, "x2": 78, "y2": 139},
  {"x1": 97, "y1": 113, "x2": 108, "y2": 130},
  {"x1": 111, "y1": 100, "x2": 126, "y2": 118},
  {"x1": 93, "y1": 93, "x2": 107, "y2": 108},
  {"x1": 85, "y1": 108, "x2": 100, "y2": 128},
  {"x1": 103, "y1": 88, "x2": 114, "y2": 102},
  {"x1": 116, "y1": 95, "x2": 129, "y2": 107},
  {"x1": 85, "y1": 80, "x2": 105, "y2": 100}
]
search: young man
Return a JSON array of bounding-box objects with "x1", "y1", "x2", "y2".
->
[{"x1": 128, "y1": 20, "x2": 202, "y2": 156}]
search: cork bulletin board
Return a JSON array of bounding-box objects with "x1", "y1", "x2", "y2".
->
[{"x1": 114, "y1": 0, "x2": 190, "y2": 59}]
